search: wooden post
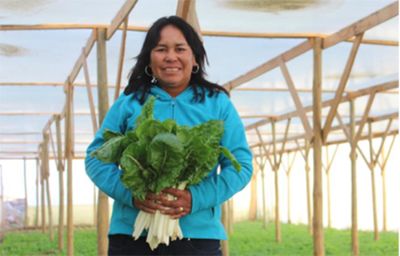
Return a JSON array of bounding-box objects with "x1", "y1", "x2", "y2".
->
[
  {"x1": 55, "y1": 115, "x2": 65, "y2": 250},
  {"x1": 285, "y1": 152, "x2": 296, "y2": 224},
  {"x1": 97, "y1": 28, "x2": 110, "y2": 256},
  {"x1": 271, "y1": 120, "x2": 281, "y2": 242},
  {"x1": 23, "y1": 158, "x2": 28, "y2": 227},
  {"x1": 260, "y1": 159, "x2": 268, "y2": 227},
  {"x1": 248, "y1": 160, "x2": 258, "y2": 221},
  {"x1": 255, "y1": 129, "x2": 271, "y2": 228},
  {"x1": 35, "y1": 158, "x2": 39, "y2": 227},
  {"x1": 43, "y1": 132, "x2": 54, "y2": 241},
  {"x1": 325, "y1": 148, "x2": 331, "y2": 229},
  {"x1": 313, "y1": 37, "x2": 324, "y2": 256},
  {"x1": 305, "y1": 140, "x2": 313, "y2": 235},
  {"x1": 367, "y1": 122, "x2": 379, "y2": 241},
  {"x1": 324, "y1": 145, "x2": 338, "y2": 229},
  {"x1": 380, "y1": 134, "x2": 396, "y2": 232},
  {"x1": 350, "y1": 99, "x2": 359, "y2": 256},
  {"x1": 228, "y1": 199, "x2": 234, "y2": 234},
  {"x1": 65, "y1": 80, "x2": 74, "y2": 256},
  {"x1": 221, "y1": 202, "x2": 230, "y2": 256},
  {"x1": 39, "y1": 145, "x2": 46, "y2": 233}
]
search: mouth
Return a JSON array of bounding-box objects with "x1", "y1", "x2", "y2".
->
[{"x1": 162, "y1": 67, "x2": 181, "y2": 73}]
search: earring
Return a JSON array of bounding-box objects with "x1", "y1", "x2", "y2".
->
[
  {"x1": 145, "y1": 65, "x2": 152, "y2": 77},
  {"x1": 192, "y1": 64, "x2": 200, "y2": 74},
  {"x1": 145, "y1": 65, "x2": 157, "y2": 84}
]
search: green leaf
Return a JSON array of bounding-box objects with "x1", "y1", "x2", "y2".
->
[
  {"x1": 103, "y1": 129, "x2": 123, "y2": 141},
  {"x1": 220, "y1": 146, "x2": 241, "y2": 171},
  {"x1": 90, "y1": 136, "x2": 130, "y2": 163},
  {"x1": 135, "y1": 96, "x2": 155, "y2": 127}
]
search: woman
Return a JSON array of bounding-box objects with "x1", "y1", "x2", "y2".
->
[{"x1": 85, "y1": 16, "x2": 253, "y2": 255}]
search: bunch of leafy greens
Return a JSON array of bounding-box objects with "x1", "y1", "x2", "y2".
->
[{"x1": 91, "y1": 96, "x2": 241, "y2": 200}]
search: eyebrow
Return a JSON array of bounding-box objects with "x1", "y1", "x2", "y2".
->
[{"x1": 155, "y1": 42, "x2": 188, "y2": 47}]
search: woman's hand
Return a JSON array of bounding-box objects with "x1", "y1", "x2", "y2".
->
[
  {"x1": 133, "y1": 193, "x2": 166, "y2": 214},
  {"x1": 159, "y1": 188, "x2": 192, "y2": 219}
]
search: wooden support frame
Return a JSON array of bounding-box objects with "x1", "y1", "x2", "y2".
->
[
  {"x1": 322, "y1": 33, "x2": 364, "y2": 143},
  {"x1": 223, "y1": 40, "x2": 313, "y2": 91},
  {"x1": 323, "y1": 2, "x2": 399, "y2": 49},
  {"x1": 106, "y1": 0, "x2": 138, "y2": 40}
]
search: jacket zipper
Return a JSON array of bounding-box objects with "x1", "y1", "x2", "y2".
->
[{"x1": 171, "y1": 99, "x2": 176, "y2": 120}]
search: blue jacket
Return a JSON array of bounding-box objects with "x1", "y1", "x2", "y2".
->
[{"x1": 85, "y1": 85, "x2": 253, "y2": 240}]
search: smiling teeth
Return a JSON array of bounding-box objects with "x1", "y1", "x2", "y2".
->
[{"x1": 165, "y1": 68, "x2": 179, "y2": 71}]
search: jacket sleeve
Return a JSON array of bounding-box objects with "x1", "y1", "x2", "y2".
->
[
  {"x1": 85, "y1": 96, "x2": 134, "y2": 207},
  {"x1": 188, "y1": 97, "x2": 253, "y2": 213}
]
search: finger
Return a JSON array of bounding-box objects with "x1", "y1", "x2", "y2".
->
[
  {"x1": 161, "y1": 206, "x2": 188, "y2": 219},
  {"x1": 162, "y1": 188, "x2": 183, "y2": 197}
]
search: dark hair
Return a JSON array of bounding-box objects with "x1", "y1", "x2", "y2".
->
[{"x1": 124, "y1": 15, "x2": 229, "y2": 104}]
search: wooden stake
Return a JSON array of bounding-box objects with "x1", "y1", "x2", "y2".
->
[
  {"x1": 35, "y1": 158, "x2": 39, "y2": 227},
  {"x1": 55, "y1": 115, "x2": 65, "y2": 251},
  {"x1": 313, "y1": 37, "x2": 324, "y2": 256},
  {"x1": 271, "y1": 120, "x2": 281, "y2": 242},
  {"x1": 367, "y1": 122, "x2": 379, "y2": 241},
  {"x1": 96, "y1": 28, "x2": 110, "y2": 256},
  {"x1": 65, "y1": 80, "x2": 74, "y2": 255},
  {"x1": 350, "y1": 100, "x2": 359, "y2": 255},
  {"x1": 23, "y1": 158, "x2": 28, "y2": 227},
  {"x1": 43, "y1": 132, "x2": 54, "y2": 241}
]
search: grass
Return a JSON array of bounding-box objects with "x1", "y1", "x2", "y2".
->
[{"x1": 0, "y1": 221, "x2": 397, "y2": 255}]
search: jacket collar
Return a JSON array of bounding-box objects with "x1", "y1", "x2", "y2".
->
[{"x1": 149, "y1": 85, "x2": 194, "y2": 102}]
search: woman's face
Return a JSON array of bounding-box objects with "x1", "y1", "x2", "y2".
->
[{"x1": 150, "y1": 25, "x2": 197, "y2": 97}]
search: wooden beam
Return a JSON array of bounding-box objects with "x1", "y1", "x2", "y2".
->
[
  {"x1": 354, "y1": 93, "x2": 376, "y2": 142},
  {"x1": 322, "y1": 33, "x2": 364, "y2": 142},
  {"x1": 1, "y1": 23, "x2": 398, "y2": 46},
  {"x1": 176, "y1": 0, "x2": 192, "y2": 20},
  {"x1": 107, "y1": 0, "x2": 138, "y2": 40},
  {"x1": 246, "y1": 80, "x2": 397, "y2": 131},
  {"x1": 223, "y1": 39, "x2": 313, "y2": 91},
  {"x1": 279, "y1": 59, "x2": 312, "y2": 139},
  {"x1": 114, "y1": 17, "x2": 129, "y2": 101},
  {"x1": 82, "y1": 49, "x2": 99, "y2": 134},
  {"x1": 323, "y1": 2, "x2": 398, "y2": 48},
  {"x1": 68, "y1": 30, "x2": 97, "y2": 85}
]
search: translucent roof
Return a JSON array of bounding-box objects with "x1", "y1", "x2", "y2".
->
[{"x1": 0, "y1": 0, "x2": 398, "y2": 159}]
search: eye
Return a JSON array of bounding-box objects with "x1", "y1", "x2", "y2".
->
[
  {"x1": 154, "y1": 47, "x2": 166, "y2": 52},
  {"x1": 176, "y1": 47, "x2": 186, "y2": 52}
]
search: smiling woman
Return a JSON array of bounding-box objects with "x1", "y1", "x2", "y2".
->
[
  {"x1": 149, "y1": 25, "x2": 198, "y2": 97},
  {"x1": 85, "y1": 15, "x2": 253, "y2": 256}
]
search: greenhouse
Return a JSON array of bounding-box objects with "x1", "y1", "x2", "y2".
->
[{"x1": 0, "y1": 0, "x2": 398, "y2": 255}]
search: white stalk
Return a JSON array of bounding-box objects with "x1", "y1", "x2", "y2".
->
[{"x1": 132, "y1": 181, "x2": 188, "y2": 250}]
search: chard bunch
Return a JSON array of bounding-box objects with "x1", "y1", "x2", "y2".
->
[{"x1": 91, "y1": 96, "x2": 240, "y2": 249}]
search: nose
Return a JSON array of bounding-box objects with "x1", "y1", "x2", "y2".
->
[{"x1": 165, "y1": 49, "x2": 177, "y2": 62}]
